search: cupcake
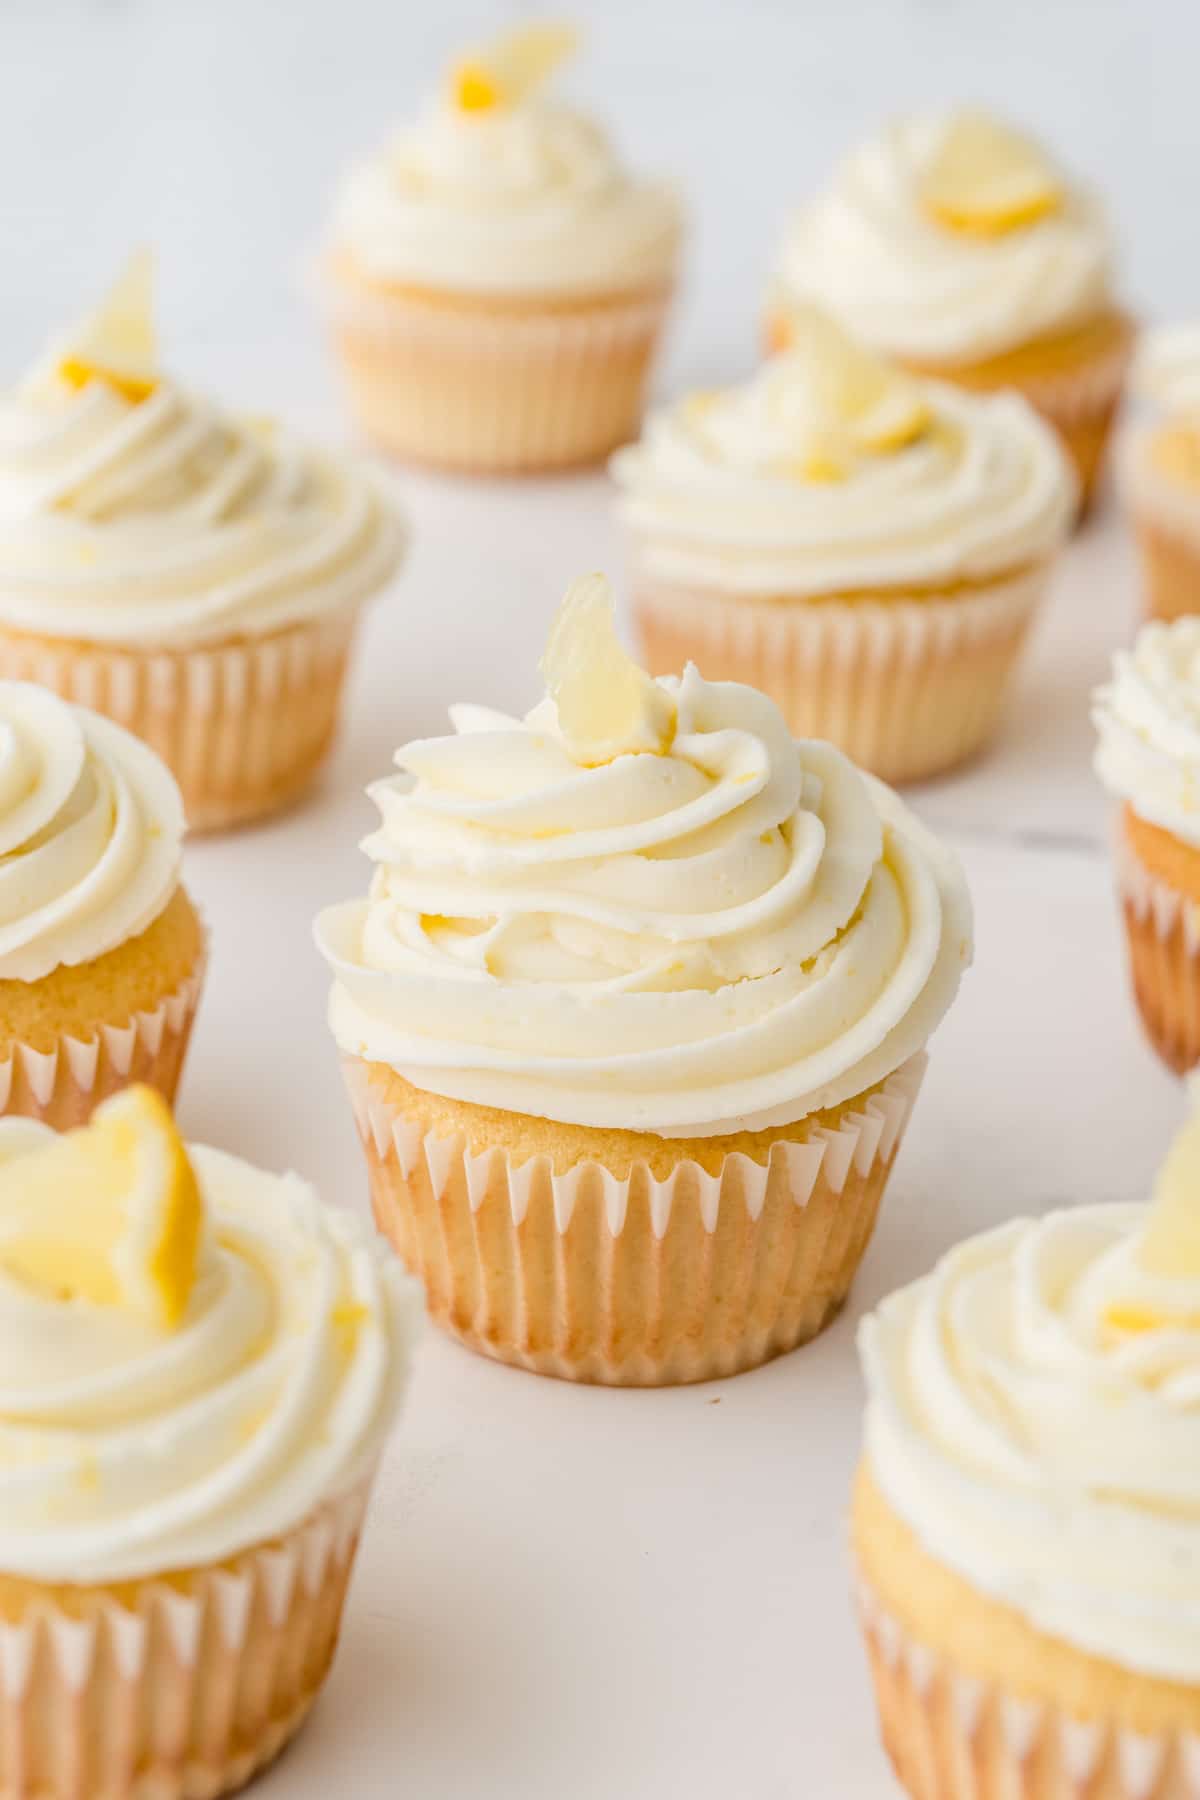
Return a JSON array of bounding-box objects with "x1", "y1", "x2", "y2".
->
[
  {"x1": 1094, "y1": 618, "x2": 1200, "y2": 1076},
  {"x1": 315, "y1": 574, "x2": 971, "y2": 1386},
  {"x1": 1124, "y1": 324, "x2": 1200, "y2": 621},
  {"x1": 0, "y1": 1083, "x2": 420, "y2": 1800},
  {"x1": 767, "y1": 110, "x2": 1133, "y2": 509},
  {"x1": 0, "y1": 680, "x2": 205, "y2": 1127},
  {"x1": 319, "y1": 23, "x2": 683, "y2": 473},
  {"x1": 613, "y1": 310, "x2": 1075, "y2": 785},
  {"x1": 854, "y1": 1111, "x2": 1200, "y2": 1800},
  {"x1": 0, "y1": 253, "x2": 405, "y2": 831}
]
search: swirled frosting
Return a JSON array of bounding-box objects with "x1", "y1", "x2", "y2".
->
[
  {"x1": 0, "y1": 682, "x2": 183, "y2": 984},
  {"x1": 332, "y1": 97, "x2": 682, "y2": 298},
  {"x1": 316, "y1": 659, "x2": 972, "y2": 1137},
  {"x1": 861, "y1": 1202, "x2": 1200, "y2": 1681},
  {"x1": 0, "y1": 1117, "x2": 420, "y2": 1583},
  {"x1": 1093, "y1": 620, "x2": 1200, "y2": 848},
  {"x1": 773, "y1": 113, "x2": 1114, "y2": 365},
  {"x1": 612, "y1": 356, "x2": 1074, "y2": 596},
  {"x1": 1134, "y1": 323, "x2": 1200, "y2": 417},
  {"x1": 0, "y1": 348, "x2": 405, "y2": 649}
]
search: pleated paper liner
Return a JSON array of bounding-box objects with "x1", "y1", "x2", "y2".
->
[
  {"x1": 633, "y1": 564, "x2": 1049, "y2": 785},
  {"x1": 1124, "y1": 433, "x2": 1200, "y2": 623},
  {"x1": 342, "y1": 1053, "x2": 926, "y2": 1386},
  {"x1": 0, "y1": 956, "x2": 206, "y2": 1130},
  {"x1": 0, "y1": 1477, "x2": 371, "y2": 1800},
  {"x1": 857, "y1": 1571, "x2": 1200, "y2": 1800},
  {"x1": 320, "y1": 266, "x2": 673, "y2": 474},
  {"x1": 1115, "y1": 826, "x2": 1200, "y2": 1076},
  {"x1": 0, "y1": 610, "x2": 362, "y2": 832}
]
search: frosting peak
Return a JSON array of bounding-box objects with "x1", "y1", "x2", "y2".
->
[
  {"x1": 773, "y1": 110, "x2": 1114, "y2": 364},
  {"x1": 1093, "y1": 619, "x2": 1200, "y2": 847},
  {"x1": 0, "y1": 682, "x2": 183, "y2": 983},
  {"x1": 861, "y1": 1113, "x2": 1200, "y2": 1681},
  {"x1": 316, "y1": 583, "x2": 972, "y2": 1136},
  {"x1": 612, "y1": 351, "x2": 1074, "y2": 597},
  {"x1": 0, "y1": 281, "x2": 405, "y2": 649}
]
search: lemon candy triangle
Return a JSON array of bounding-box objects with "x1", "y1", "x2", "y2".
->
[
  {"x1": 0, "y1": 1085, "x2": 202, "y2": 1330},
  {"x1": 57, "y1": 249, "x2": 159, "y2": 405},
  {"x1": 451, "y1": 21, "x2": 579, "y2": 114},
  {"x1": 1103, "y1": 1113, "x2": 1200, "y2": 1336},
  {"x1": 541, "y1": 573, "x2": 674, "y2": 765},
  {"x1": 919, "y1": 111, "x2": 1063, "y2": 238}
]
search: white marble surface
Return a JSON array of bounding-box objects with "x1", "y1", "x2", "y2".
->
[{"x1": 2, "y1": 1, "x2": 1198, "y2": 1793}]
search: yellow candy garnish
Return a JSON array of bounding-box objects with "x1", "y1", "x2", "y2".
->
[
  {"x1": 763, "y1": 309, "x2": 929, "y2": 484},
  {"x1": 541, "y1": 573, "x2": 674, "y2": 765},
  {"x1": 919, "y1": 111, "x2": 1062, "y2": 238},
  {"x1": 0, "y1": 1086, "x2": 202, "y2": 1330},
  {"x1": 449, "y1": 21, "x2": 579, "y2": 114},
  {"x1": 1138, "y1": 1112, "x2": 1200, "y2": 1279},
  {"x1": 55, "y1": 249, "x2": 159, "y2": 404}
]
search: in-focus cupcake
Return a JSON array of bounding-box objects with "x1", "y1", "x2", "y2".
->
[
  {"x1": 320, "y1": 23, "x2": 683, "y2": 473},
  {"x1": 1124, "y1": 324, "x2": 1200, "y2": 621},
  {"x1": 767, "y1": 110, "x2": 1133, "y2": 510},
  {"x1": 0, "y1": 254, "x2": 405, "y2": 830},
  {"x1": 613, "y1": 311, "x2": 1075, "y2": 784},
  {"x1": 1094, "y1": 618, "x2": 1200, "y2": 1076},
  {"x1": 315, "y1": 574, "x2": 971, "y2": 1386},
  {"x1": 854, "y1": 1111, "x2": 1200, "y2": 1800},
  {"x1": 0, "y1": 1084, "x2": 420, "y2": 1800},
  {"x1": 0, "y1": 680, "x2": 205, "y2": 1127}
]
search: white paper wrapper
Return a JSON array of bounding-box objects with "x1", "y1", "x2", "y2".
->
[
  {"x1": 0, "y1": 1478, "x2": 370, "y2": 1800},
  {"x1": 320, "y1": 269, "x2": 673, "y2": 474},
  {"x1": 343, "y1": 1053, "x2": 926, "y2": 1385},
  {"x1": 1114, "y1": 827, "x2": 1200, "y2": 1074},
  {"x1": 634, "y1": 563, "x2": 1048, "y2": 785},
  {"x1": 857, "y1": 1569, "x2": 1200, "y2": 1800},
  {"x1": 0, "y1": 957, "x2": 206, "y2": 1130},
  {"x1": 0, "y1": 611, "x2": 361, "y2": 832}
]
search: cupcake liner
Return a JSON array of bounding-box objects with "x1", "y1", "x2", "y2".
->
[
  {"x1": 0, "y1": 1477, "x2": 370, "y2": 1800},
  {"x1": 321, "y1": 273, "x2": 672, "y2": 474},
  {"x1": 1123, "y1": 432, "x2": 1200, "y2": 622},
  {"x1": 633, "y1": 564, "x2": 1048, "y2": 785},
  {"x1": 342, "y1": 1053, "x2": 926, "y2": 1386},
  {"x1": 1114, "y1": 830, "x2": 1200, "y2": 1075},
  {"x1": 0, "y1": 954, "x2": 206, "y2": 1130},
  {"x1": 1005, "y1": 336, "x2": 1133, "y2": 511},
  {"x1": 856, "y1": 1569, "x2": 1200, "y2": 1800},
  {"x1": 0, "y1": 611, "x2": 361, "y2": 833}
]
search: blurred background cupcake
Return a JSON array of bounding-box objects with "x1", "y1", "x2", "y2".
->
[
  {"x1": 1125, "y1": 323, "x2": 1200, "y2": 620},
  {"x1": 316, "y1": 575, "x2": 971, "y2": 1386},
  {"x1": 1094, "y1": 618, "x2": 1200, "y2": 1076},
  {"x1": 318, "y1": 22, "x2": 683, "y2": 473},
  {"x1": 0, "y1": 254, "x2": 405, "y2": 831},
  {"x1": 0, "y1": 1086, "x2": 421, "y2": 1800},
  {"x1": 0, "y1": 682, "x2": 204, "y2": 1127},
  {"x1": 613, "y1": 309, "x2": 1075, "y2": 784},
  {"x1": 854, "y1": 1112, "x2": 1200, "y2": 1800},
  {"x1": 767, "y1": 109, "x2": 1133, "y2": 511}
]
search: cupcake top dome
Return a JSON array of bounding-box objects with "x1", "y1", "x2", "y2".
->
[
  {"x1": 772, "y1": 109, "x2": 1115, "y2": 365},
  {"x1": 0, "y1": 255, "x2": 405, "y2": 648},
  {"x1": 1094, "y1": 618, "x2": 1200, "y2": 846},
  {"x1": 330, "y1": 23, "x2": 682, "y2": 298},
  {"x1": 860, "y1": 1110, "x2": 1200, "y2": 1682},
  {"x1": 0, "y1": 1086, "x2": 420, "y2": 1583},
  {"x1": 316, "y1": 575, "x2": 972, "y2": 1137},
  {"x1": 0, "y1": 681, "x2": 183, "y2": 984},
  {"x1": 611, "y1": 311, "x2": 1075, "y2": 597}
]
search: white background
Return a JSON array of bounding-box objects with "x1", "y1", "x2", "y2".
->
[{"x1": 2, "y1": 2, "x2": 1197, "y2": 1795}]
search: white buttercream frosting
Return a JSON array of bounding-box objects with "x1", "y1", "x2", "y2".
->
[
  {"x1": 0, "y1": 1118, "x2": 420, "y2": 1583},
  {"x1": 316, "y1": 661, "x2": 972, "y2": 1136},
  {"x1": 612, "y1": 358, "x2": 1074, "y2": 597},
  {"x1": 332, "y1": 96, "x2": 682, "y2": 298},
  {"x1": 1134, "y1": 323, "x2": 1200, "y2": 418},
  {"x1": 861, "y1": 1202, "x2": 1200, "y2": 1683},
  {"x1": 0, "y1": 682, "x2": 183, "y2": 984},
  {"x1": 0, "y1": 350, "x2": 405, "y2": 649},
  {"x1": 773, "y1": 113, "x2": 1114, "y2": 365},
  {"x1": 1093, "y1": 619, "x2": 1200, "y2": 847}
]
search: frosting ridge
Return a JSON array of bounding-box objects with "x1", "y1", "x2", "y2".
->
[
  {"x1": 1093, "y1": 619, "x2": 1200, "y2": 847},
  {"x1": 0, "y1": 682, "x2": 183, "y2": 983}
]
